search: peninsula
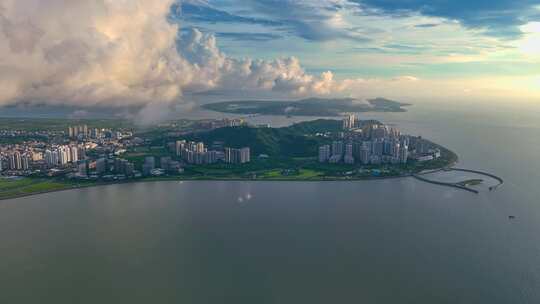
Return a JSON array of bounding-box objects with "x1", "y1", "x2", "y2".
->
[{"x1": 0, "y1": 116, "x2": 456, "y2": 200}]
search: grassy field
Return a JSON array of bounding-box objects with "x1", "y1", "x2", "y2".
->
[
  {"x1": 0, "y1": 178, "x2": 74, "y2": 200},
  {"x1": 259, "y1": 169, "x2": 323, "y2": 180}
]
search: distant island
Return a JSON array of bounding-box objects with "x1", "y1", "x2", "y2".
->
[{"x1": 202, "y1": 97, "x2": 411, "y2": 116}]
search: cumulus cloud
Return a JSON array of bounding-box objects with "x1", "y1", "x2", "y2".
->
[
  {"x1": 0, "y1": 0, "x2": 187, "y2": 107},
  {"x1": 0, "y1": 0, "x2": 344, "y2": 113}
]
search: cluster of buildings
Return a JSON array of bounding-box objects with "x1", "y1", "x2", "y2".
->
[
  {"x1": 0, "y1": 123, "x2": 136, "y2": 177},
  {"x1": 0, "y1": 144, "x2": 86, "y2": 176},
  {"x1": 1, "y1": 122, "x2": 253, "y2": 180},
  {"x1": 68, "y1": 125, "x2": 90, "y2": 139},
  {"x1": 44, "y1": 145, "x2": 85, "y2": 167},
  {"x1": 174, "y1": 140, "x2": 251, "y2": 165},
  {"x1": 224, "y1": 147, "x2": 251, "y2": 164},
  {"x1": 68, "y1": 125, "x2": 131, "y2": 141},
  {"x1": 319, "y1": 115, "x2": 441, "y2": 165},
  {"x1": 194, "y1": 118, "x2": 247, "y2": 130},
  {"x1": 319, "y1": 132, "x2": 409, "y2": 165},
  {"x1": 0, "y1": 151, "x2": 32, "y2": 171},
  {"x1": 140, "y1": 156, "x2": 183, "y2": 177}
]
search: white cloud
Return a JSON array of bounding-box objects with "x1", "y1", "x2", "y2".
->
[
  {"x1": 0, "y1": 0, "x2": 346, "y2": 113},
  {"x1": 0, "y1": 0, "x2": 186, "y2": 107}
]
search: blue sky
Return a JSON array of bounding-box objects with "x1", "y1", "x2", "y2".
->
[{"x1": 174, "y1": 0, "x2": 540, "y2": 100}]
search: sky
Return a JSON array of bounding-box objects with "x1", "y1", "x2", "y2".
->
[
  {"x1": 178, "y1": 0, "x2": 540, "y2": 100},
  {"x1": 0, "y1": 0, "x2": 539, "y2": 120}
]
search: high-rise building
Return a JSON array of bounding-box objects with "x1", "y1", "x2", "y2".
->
[
  {"x1": 318, "y1": 145, "x2": 331, "y2": 163},
  {"x1": 160, "y1": 156, "x2": 172, "y2": 171},
  {"x1": 90, "y1": 128, "x2": 100, "y2": 139},
  {"x1": 399, "y1": 144, "x2": 409, "y2": 164},
  {"x1": 391, "y1": 142, "x2": 400, "y2": 158},
  {"x1": 59, "y1": 146, "x2": 69, "y2": 165},
  {"x1": 331, "y1": 141, "x2": 344, "y2": 157},
  {"x1": 142, "y1": 163, "x2": 153, "y2": 176},
  {"x1": 372, "y1": 140, "x2": 384, "y2": 156},
  {"x1": 206, "y1": 151, "x2": 218, "y2": 164},
  {"x1": 113, "y1": 158, "x2": 134, "y2": 176},
  {"x1": 96, "y1": 158, "x2": 107, "y2": 174},
  {"x1": 78, "y1": 146, "x2": 86, "y2": 160},
  {"x1": 78, "y1": 160, "x2": 88, "y2": 176},
  {"x1": 195, "y1": 142, "x2": 205, "y2": 153},
  {"x1": 144, "y1": 156, "x2": 155, "y2": 170},
  {"x1": 344, "y1": 144, "x2": 355, "y2": 164},
  {"x1": 383, "y1": 140, "x2": 392, "y2": 155},
  {"x1": 370, "y1": 125, "x2": 388, "y2": 140},
  {"x1": 175, "y1": 140, "x2": 186, "y2": 156},
  {"x1": 8, "y1": 151, "x2": 23, "y2": 170},
  {"x1": 345, "y1": 143, "x2": 353, "y2": 157},
  {"x1": 44, "y1": 149, "x2": 61, "y2": 167},
  {"x1": 224, "y1": 147, "x2": 251, "y2": 164},
  {"x1": 31, "y1": 152, "x2": 43, "y2": 161},
  {"x1": 240, "y1": 147, "x2": 250, "y2": 163},
  {"x1": 352, "y1": 142, "x2": 363, "y2": 159},
  {"x1": 224, "y1": 148, "x2": 232, "y2": 164},
  {"x1": 8, "y1": 153, "x2": 15, "y2": 170},
  {"x1": 343, "y1": 114, "x2": 356, "y2": 130},
  {"x1": 360, "y1": 148, "x2": 371, "y2": 165},
  {"x1": 70, "y1": 146, "x2": 79, "y2": 163},
  {"x1": 125, "y1": 163, "x2": 134, "y2": 176},
  {"x1": 114, "y1": 158, "x2": 124, "y2": 174},
  {"x1": 21, "y1": 154, "x2": 30, "y2": 170}
]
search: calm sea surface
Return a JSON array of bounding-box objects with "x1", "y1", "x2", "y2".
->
[{"x1": 1, "y1": 101, "x2": 540, "y2": 303}]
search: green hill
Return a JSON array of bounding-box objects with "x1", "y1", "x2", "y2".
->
[{"x1": 185, "y1": 119, "x2": 341, "y2": 157}]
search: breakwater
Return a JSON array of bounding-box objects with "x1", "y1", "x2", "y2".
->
[
  {"x1": 413, "y1": 167, "x2": 503, "y2": 194},
  {"x1": 412, "y1": 174, "x2": 479, "y2": 194},
  {"x1": 450, "y1": 168, "x2": 504, "y2": 190}
]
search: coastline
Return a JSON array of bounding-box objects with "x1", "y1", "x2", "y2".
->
[
  {"x1": 6, "y1": 167, "x2": 509, "y2": 202},
  {"x1": 0, "y1": 173, "x2": 416, "y2": 202},
  {"x1": 0, "y1": 144, "x2": 462, "y2": 202}
]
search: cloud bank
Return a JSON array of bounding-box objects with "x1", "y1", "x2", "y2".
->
[{"x1": 0, "y1": 0, "x2": 346, "y2": 111}]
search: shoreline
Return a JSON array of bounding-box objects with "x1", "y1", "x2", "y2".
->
[
  {"x1": 0, "y1": 173, "x2": 416, "y2": 202},
  {"x1": 0, "y1": 155, "x2": 463, "y2": 202},
  {"x1": 6, "y1": 169, "x2": 507, "y2": 202}
]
